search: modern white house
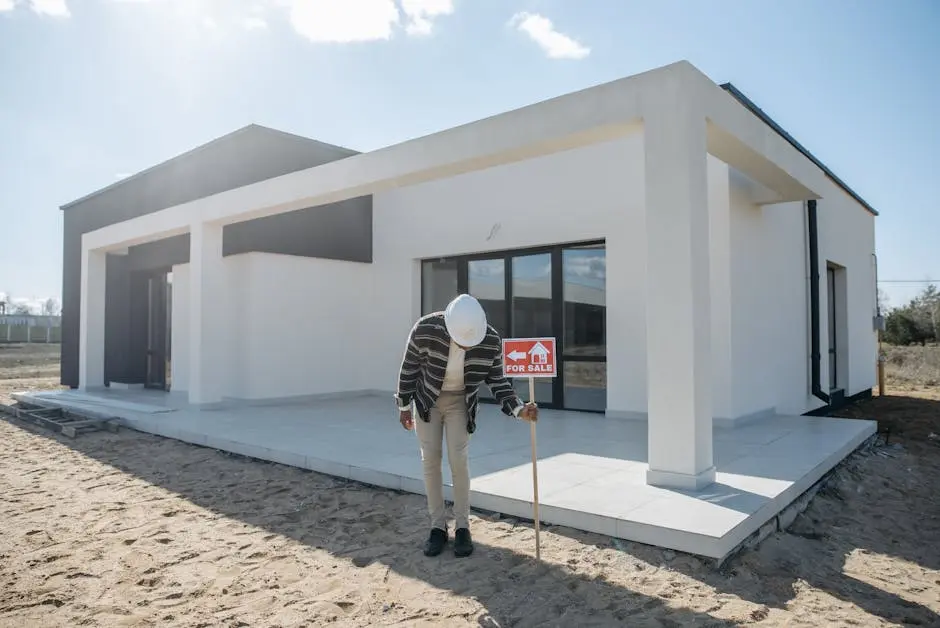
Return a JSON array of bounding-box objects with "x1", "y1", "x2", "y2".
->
[{"x1": 38, "y1": 60, "x2": 880, "y2": 558}]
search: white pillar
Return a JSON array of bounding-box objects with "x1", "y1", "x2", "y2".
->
[
  {"x1": 188, "y1": 221, "x2": 224, "y2": 405},
  {"x1": 644, "y1": 103, "x2": 716, "y2": 491},
  {"x1": 79, "y1": 247, "x2": 107, "y2": 391}
]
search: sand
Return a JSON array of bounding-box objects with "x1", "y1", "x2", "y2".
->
[{"x1": 1, "y1": 345, "x2": 939, "y2": 626}]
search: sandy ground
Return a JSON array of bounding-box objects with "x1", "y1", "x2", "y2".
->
[{"x1": 1, "y1": 344, "x2": 939, "y2": 627}]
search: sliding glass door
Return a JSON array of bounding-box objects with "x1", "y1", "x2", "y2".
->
[
  {"x1": 561, "y1": 245, "x2": 607, "y2": 411},
  {"x1": 511, "y1": 253, "x2": 554, "y2": 404},
  {"x1": 420, "y1": 240, "x2": 607, "y2": 412}
]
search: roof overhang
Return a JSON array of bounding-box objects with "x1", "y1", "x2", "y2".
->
[{"x1": 82, "y1": 61, "x2": 838, "y2": 253}]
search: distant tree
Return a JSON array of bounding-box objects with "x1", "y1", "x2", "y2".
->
[
  {"x1": 41, "y1": 297, "x2": 61, "y2": 316},
  {"x1": 883, "y1": 284, "x2": 940, "y2": 345}
]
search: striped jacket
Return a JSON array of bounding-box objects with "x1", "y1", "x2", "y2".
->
[{"x1": 395, "y1": 312, "x2": 523, "y2": 434}]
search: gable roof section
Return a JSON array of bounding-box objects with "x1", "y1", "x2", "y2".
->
[
  {"x1": 61, "y1": 124, "x2": 360, "y2": 214},
  {"x1": 720, "y1": 83, "x2": 878, "y2": 216}
]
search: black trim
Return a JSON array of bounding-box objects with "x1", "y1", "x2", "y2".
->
[
  {"x1": 550, "y1": 247, "x2": 565, "y2": 406},
  {"x1": 719, "y1": 83, "x2": 879, "y2": 217},
  {"x1": 807, "y1": 200, "x2": 830, "y2": 404},
  {"x1": 803, "y1": 387, "x2": 871, "y2": 417}
]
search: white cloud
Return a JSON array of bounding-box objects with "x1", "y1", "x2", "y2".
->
[
  {"x1": 102, "y1": 0, "x2": 452, "y2": 41},
  {"x1": 29, "y1": 0, "x2": 69, "y2": 17},
  {"x1": 510, "y1": 12, "x2": 589, "y2": 60},
  {"x1": 401, "y1": 0, "x2": 453, "y2": 36},
  {"x1": 242, "y1": 15, "x2": 267, "y2": 30},
  {"x1": 115, "y1": 172, "x2": 131, "y2": 179},
  {"x1": 565, "y1": 255, "x2": 606, "y2": 280},
  {"x1": 288, "y1": 0, "x2": 399, "y2": 43},
  {"x1": 0, "y1": 0, "x2": 16, "y2": 13}
]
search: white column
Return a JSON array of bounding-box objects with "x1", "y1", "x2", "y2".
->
[
  {"x1": 79, "y1": 247, "x2": 107, "y2": 390},
  {"x1": 188, "y1": 221, "x2": 224, "y2": 405},
  {"x1": 644, "y1": 103, "x2": 716, "y2": 491}
]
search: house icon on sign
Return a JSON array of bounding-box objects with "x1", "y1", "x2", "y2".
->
[{"x1": 528, "y1": 342, "x2": 550, "y2": 365}]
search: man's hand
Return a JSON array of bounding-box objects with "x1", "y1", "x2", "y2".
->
[
  {"x1": 518, "y1": 402, "x2": 539, "y2": 422},
  {"x1": 400, "y1": 409, "x2": 415, "y2": 431}
]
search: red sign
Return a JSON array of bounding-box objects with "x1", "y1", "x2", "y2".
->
[{"x1": 502, "y1": 337, "x2": 557, "y2": 378}]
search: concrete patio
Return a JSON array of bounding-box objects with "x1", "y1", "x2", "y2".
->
[{"x1": 13, "y1": 388, "x2": 876, "y2": 561}]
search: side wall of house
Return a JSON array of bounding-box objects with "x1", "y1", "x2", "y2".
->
[{"x1": 726, "y1": 172, "x2": 877, "y2": 418}]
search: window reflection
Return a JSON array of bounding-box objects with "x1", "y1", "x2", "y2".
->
[
  {"x1": 563, "y1": 246, "x2": 606, "y2": 357},
  {"x1": 422, "y1": 259, "x2": 458, "y2": 315},
  {"x1": 468, "y1": 259, "x2": 507, "y2": 337},
  {"x1": 511, "y1": 253, "x2": 553, "y2": 404},
  {"x1": 564, "y1": 362, "x2": 607, "y2": 411}
]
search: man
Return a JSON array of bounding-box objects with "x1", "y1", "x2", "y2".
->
[{"x1": 396, "y1": 294, "x2": 538, "y2": 558}]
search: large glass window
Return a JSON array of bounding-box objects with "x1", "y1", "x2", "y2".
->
[
  {"x1": 418, "y1": 240, "x2": 607, "y2": 412},
  {"x1": 562, "y1": 245, "x2": 606, "y2": 411},
  {"x1": 422, "y1": 259, "x2": 458, "y2": 315},
  {"x1": 511, "y1": 253, "x2": 553, "y2": 404},
  {"x1": 468, "y1": 258, "x2": 507, "y2": 337},
  {"x1": 563, "y1": 246, "x2": 606, "y2": 357}
]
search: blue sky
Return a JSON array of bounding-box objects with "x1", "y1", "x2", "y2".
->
[{"x1": 1, "y1": 0, "x2": 937, "y2": 311}]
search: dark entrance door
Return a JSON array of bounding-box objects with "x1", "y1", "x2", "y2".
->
[
  {"x1": 145, "y1": 271, "x2": 172, "y2": 390},
  {"x1": 827, "y1": 266, "x2": 837, "y2": 392}
]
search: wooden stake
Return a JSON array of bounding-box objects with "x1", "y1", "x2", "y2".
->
[
  {"x1": 529, "y1": 376, "x2": 541, "y2": 560},
  {"x1": 877, "y1": 330, "x2": 886, "y2": 396}
]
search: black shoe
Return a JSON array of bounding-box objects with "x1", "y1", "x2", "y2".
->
[
  {"x1": 454, "y1": 528, "x2": 474, "y2": 558},
  {"x1": 423, "y1": 528, "x2": 447, "y2": 557}
]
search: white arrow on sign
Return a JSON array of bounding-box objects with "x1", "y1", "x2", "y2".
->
[{"x1": 507, "y1": 350, "x2": 527, "y2": 361}]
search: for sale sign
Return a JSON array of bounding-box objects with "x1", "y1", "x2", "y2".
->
[{"x1": 501, "y1": 337, "x2": 558, "y2": 378}]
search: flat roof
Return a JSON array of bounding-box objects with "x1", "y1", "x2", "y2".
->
[{"x1": 720, "y1": 83, "x2": 878, "y2": 216}]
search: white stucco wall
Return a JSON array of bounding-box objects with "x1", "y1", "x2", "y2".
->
[
  {"x1": 171, "y1": 253, "x2": 373, "y2": 399},
  {"x1": 170, "y1": 264, "x2": 190, "y2": 392},
  {"x1": 816, "y1": 186, "x2": 878, "y2": 398},
  {"x1": 171, "y1": 255, "x2": 249, "y2": 395},
  {"x1": 240, "y1": 253, "x2": 374, "y2": 399}
]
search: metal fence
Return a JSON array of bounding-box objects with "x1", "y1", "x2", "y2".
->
[{"x1": 0, "y1": 324, "x2": 62, "y2": 343}]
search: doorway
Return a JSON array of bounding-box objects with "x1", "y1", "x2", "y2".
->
[
  {"x1": 826, "y1": 262, "x2": 847, "y2": 393},
  {"x1": 144, "y1": 270, "x2": 173, "y2": 390}
]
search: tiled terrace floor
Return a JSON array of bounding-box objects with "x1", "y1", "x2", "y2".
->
[{"x1": 14, "y1": 389, "x2": 876, "y2": 560}]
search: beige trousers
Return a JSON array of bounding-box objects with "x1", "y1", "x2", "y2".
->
[{"x1": 414, "y1": 391, "x2": 471, "y2": 530}]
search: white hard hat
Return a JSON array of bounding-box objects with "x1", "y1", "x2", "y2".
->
[{"x1": 444, "y1": 294, "x2": 488, "y2": 347}]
